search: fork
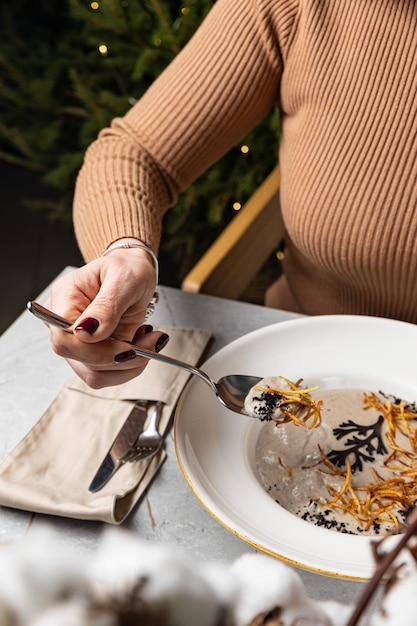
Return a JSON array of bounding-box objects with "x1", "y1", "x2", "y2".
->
[
  {"x1": 125, "y1": 401, "x2": 164, "y2": 462},
  {"x1": 88, "y1": 401, "x2": 164, "y2": 492}
]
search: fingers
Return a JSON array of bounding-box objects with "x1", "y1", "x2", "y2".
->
[
  {"x1": 50, "y1": 325, "x2": 169, "y2": 367},
  {"x1": 47, "y1": 250, "x2": 156, "y2": 343},
  {"x1": 114, "y1": 332, "x2": 170, "y2": 363},
  {"x1": 67, "y1": 359, "x2": 146, "y2": 389},
  {"x1": 50, "y1": 326, "x2": 170, "y2": 389},
  {"x1": 71, "y1": 251, "x2": 157, "y2": 343}
]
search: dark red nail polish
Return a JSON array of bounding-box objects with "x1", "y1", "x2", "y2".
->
[
  {"x1": 132, "y1": 325, "x2": 154, "y2": 344},
  {"x1": 155, "y1": 333, "x2": 170, "y2": 353},
  {"x1": 114, "y1": 349, "x2": 137, "y2": 363},
  {"x1": 74, "y1": 317, "x2": 99, "y2": 334}
]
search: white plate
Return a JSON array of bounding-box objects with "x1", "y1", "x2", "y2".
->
[{"x1": 174, "y1": 315, "x2": 417, "y2": 580}]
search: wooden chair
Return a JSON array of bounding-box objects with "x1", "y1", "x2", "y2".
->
[{"x1": 181, "y1": 165, "x2": 284, "y2": 300}]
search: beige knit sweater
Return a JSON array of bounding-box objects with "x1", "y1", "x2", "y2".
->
[{"x1": 73, "y1": 0, "x2": 417, "y2": 322}]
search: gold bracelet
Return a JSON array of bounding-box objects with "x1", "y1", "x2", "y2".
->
[{"x1": 102, "y1": 241, "x2": 159, "y2": 320}]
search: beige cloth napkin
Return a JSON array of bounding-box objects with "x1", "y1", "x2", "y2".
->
[{"x1": 0, "y1": 326, "x2": 211, "y2": 524}]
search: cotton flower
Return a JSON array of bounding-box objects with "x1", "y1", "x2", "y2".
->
[
  {"x1": 318, "y1": 600, "x2": 358, "y2": 626},
  {"x1": 88, "y1": 528, "x2": 223, "y2": 626},
  {"x1": 200, "y1": 560, "x2": 239, "y2": 623},
  {"x1": 0, "y1": 525, "x2": 86, "y2": 623},
  {"x1": 230, "y1": 553, "x2": 347, "y2": 626},
  {"x1": 370, "y1": 568, "x2": 417, "y2": 626},
  {"x1": 0, "y1": 599, "x2": 16, "y2": 626},
  {"x1": 27, "y1": 600, "x2": 115, "y2": 626}
]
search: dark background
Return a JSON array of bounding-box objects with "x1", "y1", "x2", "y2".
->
[{"x1": 0, "y1": 162, "x2": 83, "y2": 333}]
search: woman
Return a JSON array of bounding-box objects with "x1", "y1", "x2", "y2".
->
[{"x1": 45, "y1": 0, "x2": 417, "y2": 388}]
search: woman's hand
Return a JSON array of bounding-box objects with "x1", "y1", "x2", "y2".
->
[{"x1": 43, "y1": 243, "x2": 169, "y2": 388}]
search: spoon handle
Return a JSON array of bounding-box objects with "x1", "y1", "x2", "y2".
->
[
  {"x1": 27, "y1": 301, "x2": 73, "y2": 331},
  {"x1": 27, "y1": 301, "x2": 216, "y2": 393},
  {"x1": 129, "y1": 342, "x2": 215, "y2": 390}
]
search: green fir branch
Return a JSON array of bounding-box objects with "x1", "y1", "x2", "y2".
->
[
  {"x1": 68, "y1": 68, "x2": 106, "y2": 125},
  {"x1": 0, "y1": 149, "x2": 43, "y2": 171},
  {"x1": 149, "y1": 0, "x2": 178, "y2": 51},
  {"x1": 0, "y1": 122, "x2": 40, "y2": 162},
  {"x1": 0, "y1": 52, "x2": 30, "y2": 93}
]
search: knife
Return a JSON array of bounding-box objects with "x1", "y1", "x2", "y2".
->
[{"x1": 88, "y1": 401, "x2": 148, "y2": 493}]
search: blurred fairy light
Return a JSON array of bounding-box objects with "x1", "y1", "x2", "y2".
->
[
  {"x1": 233, "y1": 202, "x2": 242, "y2": 211},
  {"x1": 240, "y1": 145, "x2": 249, "y2": 153},
  {"x1": 91, "y1": 1, "x2": 99, "y2": 8},
  {"x1": 98, "y1": 44, "x2": 108, "y2": 55}
]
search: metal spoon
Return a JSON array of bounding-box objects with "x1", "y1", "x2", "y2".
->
[{"x1": 27, "y1": 301, "x2": 261, "y2": 415}]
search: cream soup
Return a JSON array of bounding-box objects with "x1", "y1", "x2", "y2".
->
[{"x1": 255, "y1": 388, "x2": 417, "y2": 535}]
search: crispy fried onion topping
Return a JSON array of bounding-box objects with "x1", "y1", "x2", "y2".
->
[
  {"x1": 253, "y1": 377, "x2": 322, "y2": 429},
  {"x1": 317, "y1": 393, "x2": 417, "y2": 531}
]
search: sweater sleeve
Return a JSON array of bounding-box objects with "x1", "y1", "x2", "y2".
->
[{"x1": 73, "y1": 0, "x2": 298, "y2": 261}]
